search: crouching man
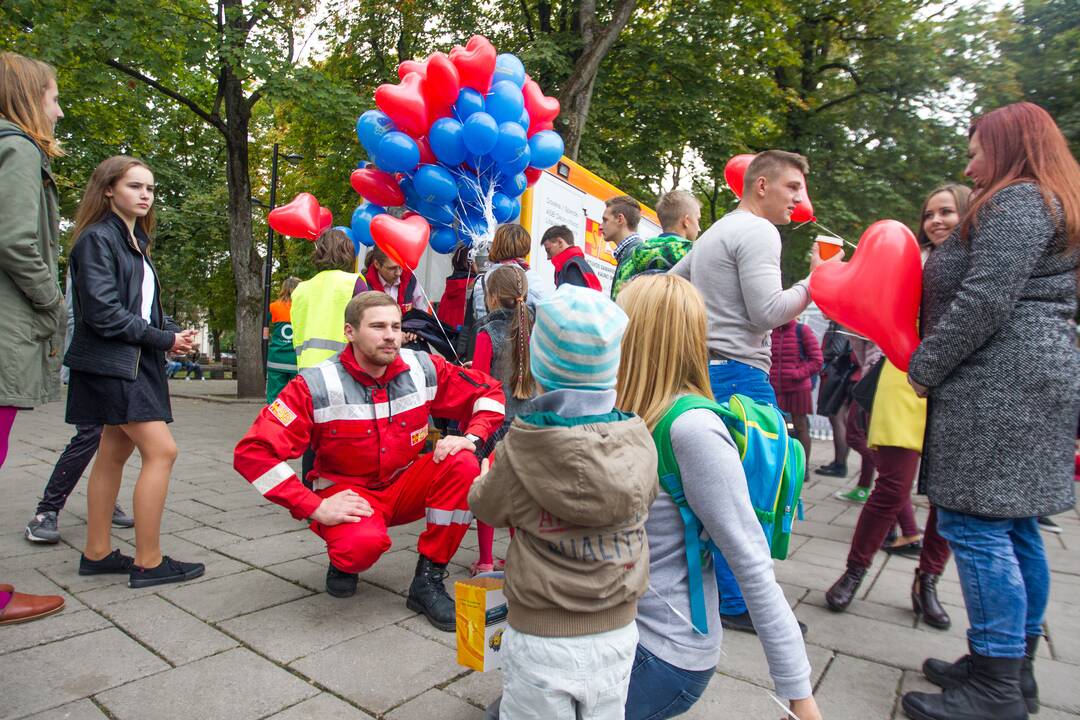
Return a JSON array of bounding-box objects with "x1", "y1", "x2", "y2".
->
[{"x1": 234, "y1": 292, "x2": 505, "y2": 630}]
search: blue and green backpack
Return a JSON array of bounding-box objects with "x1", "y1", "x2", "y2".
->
[{"x1": 650, "y1": 393, "x2": 806, "y2": 634}]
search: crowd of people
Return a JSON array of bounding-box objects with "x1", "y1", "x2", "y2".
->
[{"x1": 3, "y1": 49, "x2": 1080, "y2": 720}]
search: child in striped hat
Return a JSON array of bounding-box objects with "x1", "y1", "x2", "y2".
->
[{"x1": 469, "y1": 284, "x2": 659, "y2": 720}]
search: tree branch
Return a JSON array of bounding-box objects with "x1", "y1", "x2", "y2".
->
[
  {"x1": 813, "y1": 90, "x2": 865, "y2": 115},
  {"x1": 816, "y1": 61, "x2": 862, "y2": 85},
  {"x1": 559, "y1": 0, "x2": 636, "y2": 100},
  {"x1": 519, "y1": 0, "x2": 535, "y2": 41},
  {"x1": 104, "y1": 58, "x2": 226, "y2": 134}
]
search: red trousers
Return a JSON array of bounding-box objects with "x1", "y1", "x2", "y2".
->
[
  {"x1": 847, "y1": 446, "x2": 951, "y2": 576},
  {"x1": 845, "y1": 404, "x2": 876, "y2": 489},
  {"x1": 311, "y1": 451, "x2": 478, "y2": 573}
]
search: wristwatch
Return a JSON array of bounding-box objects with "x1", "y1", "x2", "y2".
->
[{"x1": 464, "y1": 433, "x2": 481, "y2": 449}]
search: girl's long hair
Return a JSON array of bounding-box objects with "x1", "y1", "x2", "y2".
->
[
  {"x1": 615, "y1": 274, "x2": 713, "y2": 429},
  {"x1": 0, "y1": 52, "x2": 62, "y2": 158},
  {"x1": 962, "y1": 102, "x2": 1080, "y2": 257},
  {"x1": 71, "y1": 156, "x2": 156, "y2": 247},
  {"x1": 485, "y1": 264, "x2": 534, "y2": 400},
  {"x1": 278, "y1": 276, "x2": 301, "y2": 302},
  {"x1": 916, "y1": 183, "x2": 972, "y2": 248}
]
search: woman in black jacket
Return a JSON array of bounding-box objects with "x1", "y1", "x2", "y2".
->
[{"x1": 65, "y1": 156, "x2": 204, "y2": 588}]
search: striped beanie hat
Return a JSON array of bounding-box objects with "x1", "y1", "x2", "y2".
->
[{"x1": 529, "y1": 284, "x2": 628, "y2": 391}]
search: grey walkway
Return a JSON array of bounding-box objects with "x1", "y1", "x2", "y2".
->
[{"x1": 1, "y1": 384, "x2": 1077, "y2": 719}]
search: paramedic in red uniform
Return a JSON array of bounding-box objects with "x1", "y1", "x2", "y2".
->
[{"x1": 234, "y1": 291, "x2": 505, "y2": 631}]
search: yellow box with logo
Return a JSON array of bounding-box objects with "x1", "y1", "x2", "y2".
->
[{"x1": 455, "y1": 576, "x2": 508, "y2": 672}]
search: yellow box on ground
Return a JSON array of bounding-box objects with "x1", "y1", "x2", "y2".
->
[{"x1": 455, "y1": 576, "x2": 508, "y2": 672}]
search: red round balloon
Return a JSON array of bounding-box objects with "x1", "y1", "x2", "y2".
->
[
  {"x1": 371, "y1": 214, "x2": 431, "y2": 271},
  {"x1": 449, "y1": 35, "x2": 496, "y2": 94},
  {"x1": 350, "y1": 168, "x2": 405, "y2": 207},
  {"x1": 524, "y1": 167, "x2": 543, "y2": 187},
  {"x1": 809, "y1": 220, "x2": 922, "y2": 371},
  {"x1": 267, "y1": 193, "x2": 322, "y2": 240},
  {"x1": 375, "y1": 71, "x2": 429, "y2": 138}
]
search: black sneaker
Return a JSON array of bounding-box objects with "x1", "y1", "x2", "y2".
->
[
  {"x1": 814, "y1": 462, "x2": 848, "y2": 477},
  {"x1": 721, "y1": 610, "x2": 807, "y2": 636},
  {"x1": 1037, "y1": 516, "x2": 1062, "y2": 534},
  {"x1": 407, "y1": 555, "x2": 456, "y2": 631},
  {"x1": 111, "y1": 504, "x2": 135, "y2": 528},
  {"x1": 326, "y1": 563, "x2": 359, "y2": 598},
  {"x1": 79, "y1": 548, "x2": 135, "y2": 576},
  {"x1": 128, "y1": 556, "x2": 205, "y2": 588}
]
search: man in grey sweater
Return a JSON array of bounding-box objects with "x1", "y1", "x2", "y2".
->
[{"x1": 671, "y1": 150, "x2": 838, "y2": 634}]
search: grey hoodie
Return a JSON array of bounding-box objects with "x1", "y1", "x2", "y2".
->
[{"x1": 468, "y1": 389, "x2": 658, "y2": 637}]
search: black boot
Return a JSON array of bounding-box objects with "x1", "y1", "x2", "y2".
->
[
  {"x1": 407, "y1": 555, "x2": 456, "y2": 631},
  {"x1": 903, "y1": 652, "x2": 1028, "y2": 720},
  {"x1": 326, "y1": 563, "x2": 358, "y2": 598},
  {"x1": 924, "y1": 638, "x2": 1039, "y2": 714},
  {"x1": 825, "y1": 565, "x2": 867, "y2": 612},
  {"x1": 911, "y1": 569, "x2": 951, "y2": 630}
]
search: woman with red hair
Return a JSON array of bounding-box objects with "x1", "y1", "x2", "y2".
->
[{"x1": 903, "y1": 103, "x2": 1080, "y2": 720}]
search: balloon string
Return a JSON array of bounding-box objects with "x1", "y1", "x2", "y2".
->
[
  {"x1": 810, "y1": 220, "x2": 858, "y2": 249},
  {"x1": 411, "y1": 275, "x2": 461, "y2": 363}
]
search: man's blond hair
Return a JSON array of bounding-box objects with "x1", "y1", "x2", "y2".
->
[{"x1": 655, "y1": 190, "x2": 701, "y2": 231}]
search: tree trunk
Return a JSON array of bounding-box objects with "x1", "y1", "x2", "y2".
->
[
  {"x1": 222, "y1": 71, "x2": 264, "y2": 398},
  {"x1": 557, "y1": 0, "x2": 637, "y2": 160}
]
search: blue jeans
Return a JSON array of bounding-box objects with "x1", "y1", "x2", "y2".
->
[
  {"x1": 936, "y1": 509, "x2": 1049, "y2": 657},
  {"x1": 625, "y1": 645, "x2": 714, "y2": 720},
  {"x1": 708, "y1": 359, "x2": 778, "y2": 616}
]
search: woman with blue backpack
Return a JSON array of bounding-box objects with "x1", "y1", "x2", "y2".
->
[{"x1": 616, "y1": 274, "x2": 820, "y2": 720}]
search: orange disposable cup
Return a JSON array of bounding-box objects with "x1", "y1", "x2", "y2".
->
[{"x1": 816, "y1": 235, "x2": 844, "y2": 260}]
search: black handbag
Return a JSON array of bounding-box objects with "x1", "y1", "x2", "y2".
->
[
  {"x1": 816, "y1": 352, "x2": 856, "y2": 416},
  {"x1": 852, "y1": 358, "x2": 886, "y2": 413}
]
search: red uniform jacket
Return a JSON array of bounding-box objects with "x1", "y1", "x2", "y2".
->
[
  {"x1": 551, "y1": 246, "x2": 602, "y2": 291},
  {"x1": 234, "y1": 347, "x2": 505, "y2": 520}
]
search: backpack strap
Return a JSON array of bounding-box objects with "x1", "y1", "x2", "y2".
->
[
  {"x1": 795, "y1": 323, "x2": 808, "y2": 362},
  {"x1": 652, "y1": 394, "x2": 730, "y2": 635}
]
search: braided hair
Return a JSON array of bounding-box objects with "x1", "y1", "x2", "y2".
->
[{"x1": 485, "y1": 265, "x2": 534, "y2": 399}]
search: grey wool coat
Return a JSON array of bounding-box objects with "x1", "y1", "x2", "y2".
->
[
  {"x1": 908, "y1": 183, "x2": 1079, "y2": 519},
  {"x1": 0, "y1": 119, "x2": 64, "y2": 408}
]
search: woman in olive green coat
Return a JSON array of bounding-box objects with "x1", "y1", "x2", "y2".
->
[{"x1": 0, "y1": 51, "x2": 67, "y2": 625}]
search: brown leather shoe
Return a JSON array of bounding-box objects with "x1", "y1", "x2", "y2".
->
[
  {"x1": 912, "y1": 568, "x2": 951, "y2": 630},
  {"x1": 825, "y1": 565, "x2": 867, "y2": 612},
  {"x1": 0, "y1": 588, "x2": 65, "y2": 625}
]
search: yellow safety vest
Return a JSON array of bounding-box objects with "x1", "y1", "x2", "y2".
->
[{"x1": 291, "y1": 269, "x2": 362, "y2": 369}]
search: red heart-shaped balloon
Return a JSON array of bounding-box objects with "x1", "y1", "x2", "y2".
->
[
  {"x1": 371, "y1": 213, "x2": 431, "y2": 271},
  {"x1": 318, "y1": 206, "x2": 333, "y2": 234},
  {"x1": 268, "y1": 193, "x2": 322, "y2": 240},
  {"x1": 350, "y1": 168, "x2": 405, "y2": 207},
  {"x1": 449, "y1": 35, "x2": 496, "y2": 94},
  {"x1": 375, "y1": 72, "x2": 429, "y2": 137},
  {"x1": 397, "y1": 59, "x2": 427, "y2": 81},
  {"x1": 725, "y1": 153, "x2": 815, "y2": 221},
  {"x1": 416, "y1": 136, "x2": 437, "y2": 165},
  {"x1": 809, "y1": 220, "x2": 922, "y2": 371},
  {"x1": 522, "y1": 79, "x2": 560, "y2": 134},
  {"x1": 423, "y1": 51, "x2": 461, "y2": 118}
]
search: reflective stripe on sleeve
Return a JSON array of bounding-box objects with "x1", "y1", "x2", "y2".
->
[
  {"x1": 297, "y1": 338, "x2": 347, "y2": 354},
  {"x1": 425, "y1": 507, "x2": 474, "y2": 526},
  {"x1": 252, "y1": 462, "x2": 295, "y2": 495},
  {"x1": 473, "y1": 397, "x2": 505, "y2": 415}
]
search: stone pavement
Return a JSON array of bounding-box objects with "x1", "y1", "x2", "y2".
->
[{"x1": 1, "y1": 382, "x2": 1078, "y2": 719}]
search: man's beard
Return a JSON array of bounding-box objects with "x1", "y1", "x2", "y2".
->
[{"x1": 360, "y1": 344, "x2": 399, "y2": 366}]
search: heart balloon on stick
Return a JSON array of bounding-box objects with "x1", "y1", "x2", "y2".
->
[
  {"x1": 371, "y1": 213, "x2": 431, "y2": 270},
  {"x1": 350, "y1": 168, "x2": 405, "y2": 207},
  {"x1": 809, "y1": 220, "x2": 923, "y2": 371},
  {"x1": 724, "y1": 153, "x2": 816, "y2": 222},
  {"x1": 268, "y1": 193, "x2": 323, "y2": 240}
]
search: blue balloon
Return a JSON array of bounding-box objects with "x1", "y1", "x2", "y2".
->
[
  {"x1": 417, "y1": 200, "x2": 456, "y2": 227},
  {"x1": 497, "y1": 172, "x2": 528, "y2": 198},
  {"x1": 460, "y1": 213, "x2": 489, "y2": 238},
  {"x1": 493, "y1": 54, "x2": 527, "y2": 88},
  {"x1": 400, "y1": 177, "x2": 421, "y2": 210},
  {"x1": 356, "y1": 110, "x2": 396, "y2": 157},
  {"x1": 429, "y1": 226, "x2": 459, "y2": 254},
  {"x1": 463, "y1": 113, "x2": 499, "y2": 155},
  {"x1": 490, "y1": 122, "x2": 528, "y2": 165},
  {"x1": 413, "y1": 165, "x2": 458, "y2": 205},
  {"x1": 454, "y1": 88, "x2": 485, "y2": 121},
  {"x1": 491, "y1": 192, "x2": 516, "y2": 223},
  {"x1": 350, "y1": 203, "x2": 385, "y2": 248},
  {"x1": 528, "y1": 130, "x2": 564, "y2": 169},
  {"x1": 498, "y1": 145, "x2": 531, "y2": 176},
  {"x1": 428, "y1": 118, "x2": 467, "y2": 166},
  {"x1": 375, "y1": 131, "x2": 420, "y2": 173},
  {"x1": 517, "y1": 107, "x2": 530, "y2": 131},
  {"x1": 486, "y1": 80, "x2": 525, "y2": 125}
]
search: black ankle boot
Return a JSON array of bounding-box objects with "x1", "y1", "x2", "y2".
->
[
  {"x1": 911, "y1": 569, "x2": 951, "y2": 630},
  {"x1": 924, "y1": 637, "x2": 1039, "y2": 713},
  {"x1": 825, "y1": 565, "x2": 867, "y2": 612},
  {"x1": 407, "y1": 555, "x2": 455, "y2": 631},
  {"x1": 904, "y1": 652, "x2": 1028, "y2": 720},
  {"x1": 325, "y1": 563, "x2": 358, "y2": 598}
]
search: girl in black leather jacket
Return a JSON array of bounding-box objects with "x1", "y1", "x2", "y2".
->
[{"x1": 64, "y1": 156, "x2": 205, "y2": 588}]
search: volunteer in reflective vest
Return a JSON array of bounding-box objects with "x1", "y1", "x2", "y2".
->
[
  {"x1": 234, "y1": 291, "x2": 505, "y2": 631},
  {"x1": 265, "y1": 276, "x2": 301, "y2": 404},
  {"x1": 291, "y1": 228, "x2": 369, "y2": 370}
]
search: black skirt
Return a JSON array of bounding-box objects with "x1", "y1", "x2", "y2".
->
[{"x1": 66, "y1": 346, "x2": 172, "y2": 425}]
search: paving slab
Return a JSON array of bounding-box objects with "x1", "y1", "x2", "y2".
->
[
  {"x1": 101, "y1": 593, "x2": 238, "y2": 665},
  {"x1": 21, "y1": 698, "x2": 110, "y2": 720},
  {"x1": 267, "y1": 693, "x2": 376, "y2": 719},
  {"x1": 815, "y1": 653, "x2": 903, "y2": 720},
  {"x1": 385, "y1": 688, "x2": 484, "y2": 719},
  {"x1": 159, "y1": 568, "x2": 311, "y2": 622},
  {"x1": 0, "y1": 608, "x2": 109, "y2": 655},
  {"x1": 717, "y1": 624, "x2": 832, "y2": 688},
  {"x1": 96, "y1": 647, "x2": 319, "y2": 720},
  {"x1": 217, "y1": 529, "x2": 325, "y2": 566},
  {"x1": 0, "y1": 628, "x2": 168, "y2": 718},
  {"x1": 291, "y1": 625, "x2": 460, "y2": 715},
  {"x1": 444, "y1": 669, "x2": 504, "y2": 709}
]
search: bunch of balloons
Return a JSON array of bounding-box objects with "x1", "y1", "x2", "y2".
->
[{"x1": 351, "y1": 35, "x2": 563, "y2": 264}]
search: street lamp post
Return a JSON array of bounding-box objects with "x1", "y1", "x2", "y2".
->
[{"x1": 259, "y1": 143, "x2": 303, "y2": 377}]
